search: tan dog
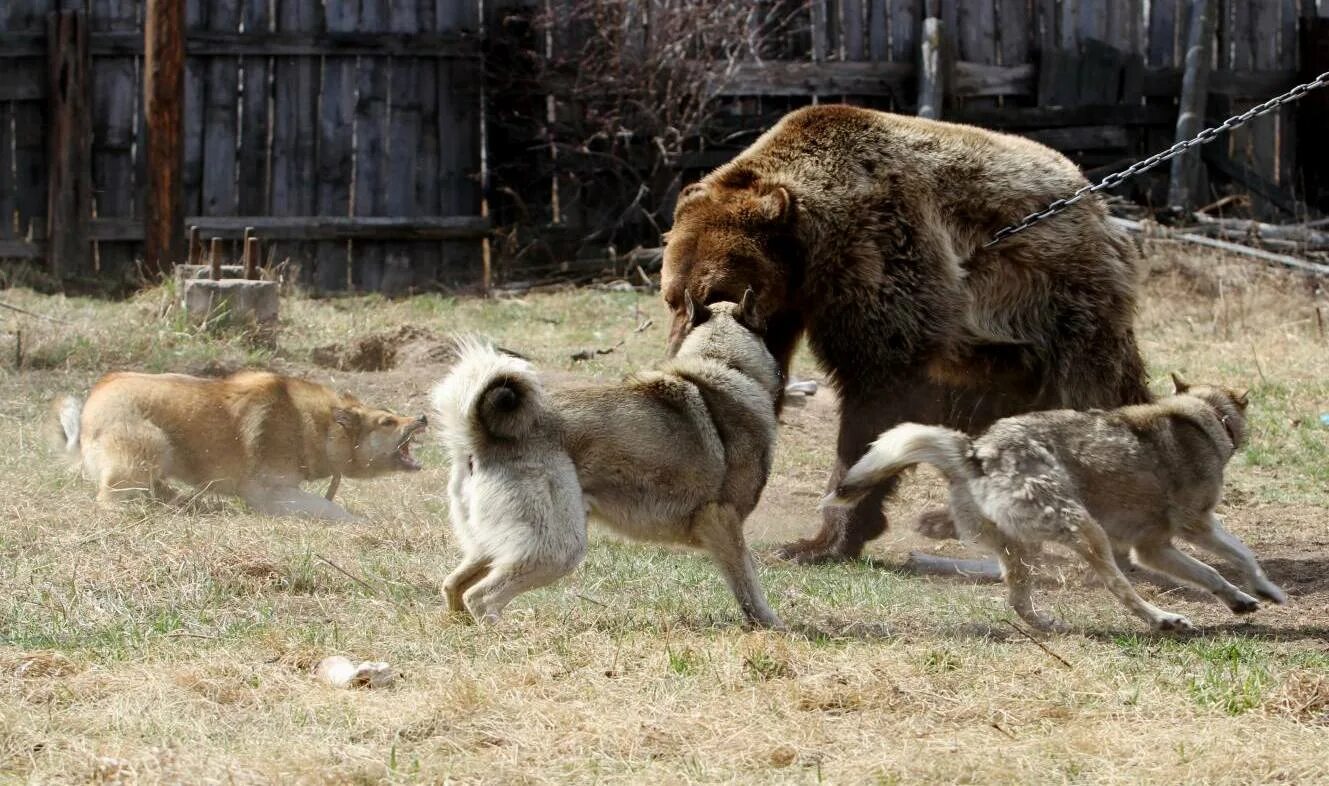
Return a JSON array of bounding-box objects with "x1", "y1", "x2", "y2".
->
[
  {"x1": 433, "y1": 294, "x2": 785, "y2": 627},
  {"x1": 826, "y1": 376, "x2": 1286, "y2": 632},
  {"x1": 48, "y1": 371, "x2": 427, "y2": 521}
]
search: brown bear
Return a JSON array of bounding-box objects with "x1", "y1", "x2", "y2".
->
[{"x1": 660, "y1": 104, "x2": 1150, "y2": 563}]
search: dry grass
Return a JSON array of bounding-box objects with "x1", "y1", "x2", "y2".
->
[{"x1": 0, "y1": 244, "x2": 1327, "y2": 783}]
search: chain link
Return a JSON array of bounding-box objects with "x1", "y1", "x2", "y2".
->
[{"x1": 984, "y1": 70, "x2": 1329, "y2": 248}]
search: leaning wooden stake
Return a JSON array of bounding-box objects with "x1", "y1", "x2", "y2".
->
[
  {"x1": 187, "y1": 225, "x2": 201, "y2": 266},
  {"x1": 244, "y1": 234, "x2": 260, "y2": 280},
  {"x1": 1167, "y1": 0, "x2": 1218, "y2": 210},
  {"x1": 209, "y1": 237, "x2": 223, "y2": 280}
]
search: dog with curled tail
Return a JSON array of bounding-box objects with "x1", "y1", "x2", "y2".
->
[{"x1": 433, "y1": 291, "x2": 786, "y2": 628}]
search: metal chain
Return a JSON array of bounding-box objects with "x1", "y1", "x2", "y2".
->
[{"x1": 985, "y1": 70, "x2": 1329, "y2": 248}]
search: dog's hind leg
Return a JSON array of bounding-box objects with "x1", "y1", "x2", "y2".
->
[
  {"x1": 1183, "y1": 514, "x2": 1287, "y2": 605},
  {"x1": 977, "y1": 527, "x2": 1066, "y2": 632},
  {"x1": 462, "y1": 560, "x2": 573, "y2": 624},
  {"x1": 443, "y1": 556, "x2": 492, "y2": 614},
  {"x1": 1134, "y1": 537, "x2": 1260, "y2": 613},
  {"x1": 692, "y1": 504, "x2": 785, "y2": 629},
  {"x1": 1059, "y1": 513, "x2": 1193, "y2": 632}
]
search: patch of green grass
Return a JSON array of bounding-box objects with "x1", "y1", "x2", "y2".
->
[{"x1": 1183, "y1": 637, "x2": 1271, "y2": 715}]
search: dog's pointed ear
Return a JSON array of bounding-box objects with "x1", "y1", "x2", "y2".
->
[
  {"x1": 1232, "y1": 388, "x2": 1250, "y2": 409},
  {"x1": 332, "y1": 408, "x2": 359, "y2": 431},
  {"x1": 684, "y1": 291, "x2": 711, "y2": 326},
  {"x1": 1170, "y1": 373, "x2": 1190, "y2": 394},
  {"x1": 756, "y1": 184, "x2": 794, "y2": 224},
  {"x1": 738, "y1": 287, "x2": 766, "y2": 333}
]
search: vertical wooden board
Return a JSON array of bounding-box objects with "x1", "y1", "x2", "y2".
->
[
  {"x1": 438, "y1": 0, "x2": 482, "y2": 288},
  {"x1": 998, "y1": 0, "x2": 1030, "y2": 67},
  {"x1": 314, "y1": 0, "x2": 357, "y2": 291},
  {"x1": 1147, "y1": 0, "x2": 1181, "y2": 66},
  {"x1": 0, "y1": 104, "x2": 12, "y2": 239},
  {"x1": 958, "y1": 0, "x2": 997, "y2": 109},
  {"x1": 47, "y1": 9, "x2": 93, "y2": 279},
  {"x1": 1077, "y1": 0, "x2": 1108, "y2": 44},
  {"x1": 1248, "y1": 0, "x2": 1280, "y2": 203},
  {"x1": 811, "y1": 0, "x2": 831, "y2": 61},
  {"x1": 867, "y1": 0, "x2": 888, "y2": 60},
  {"x1": 411, "y1": 0, "x2": 441, "y2": 289},
  {"x1": 182, "y1": 0, "x2": 206, "y2": 219},
  {"x1": 890, "y1": 0, "x2": 920, "y2": 63},
  {"x1": 89, "y1": 0, "x2": 138, "y2": 279},
  {"x1": 1106, "y1": 0, "x2": 1142, "y2": 54},
  {"x1": 237, "y1": 0, "x2": 270, "y2": 215},
  {"x1": 6, "y1": 0, "x2": 50, "y2": 242},
  {"x1": 376, "y1": 1, "x2": 422, "y2": 294},
  {"x1": 353, "y1": 0, "x2": 389, "y2": 291},
  {"x1": 270, "y1": 0, "x2": 321, "y2": 281},
  {"x1": 200, "y1": 0, "x2": 240, "y2": 217},
  {"x1": 842, "y1": 0, "x2": 866, "y2": 60},
  {"x1": 1058, "y1": 0, "x2": 1080, "y2": 50},
  {"x1": 1277, "y1": 0, "x2": 1297, "y2": 190}
]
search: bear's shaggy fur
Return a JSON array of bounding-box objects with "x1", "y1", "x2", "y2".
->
[{"x1": 661, "y1": 105, "x2": 1150, "y2": 563}]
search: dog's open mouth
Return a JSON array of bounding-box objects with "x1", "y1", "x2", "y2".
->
[{"x1": 397, "y1": 422, "x2": 427, "y2": 471}]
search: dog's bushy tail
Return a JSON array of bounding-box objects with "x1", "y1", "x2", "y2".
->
[
  {"x1": 431, "y1": 338, "x2": 546, "y2": 452},
  {"x1": 44, "y1": 394, "x2": 83, "y2": 464},
  {"x1": 822, "y1": 424, "x2": 977, "y2": 508}
]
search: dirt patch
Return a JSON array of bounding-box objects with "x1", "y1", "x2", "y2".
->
[{"x1": 311, "y1": 325, "x2": 458, "y2": 372}]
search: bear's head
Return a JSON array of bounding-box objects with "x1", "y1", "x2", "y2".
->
[{"x1": 661, "y1": 170, "x2": 804, "y2": 371}]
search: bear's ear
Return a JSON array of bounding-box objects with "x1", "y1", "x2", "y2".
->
[
  {"x1": 685, "y1": 291, "x2": 711, "y2": 326},
  {"x1": 737, "y1": 287, "x2": 766, "y2": 333},
  {"x1": 755, "y1": 184, "x2": 794, "y2": 224},
  {"x1": 677, "y1": 182, "x2": 709, "y2": 207},
  {"x1": 1170, "y1": 373, "x2": 1190, "y2": 394}
]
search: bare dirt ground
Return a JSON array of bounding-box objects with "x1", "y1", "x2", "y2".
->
[{"x1": 0, "y1": 244, "x2": 1327, "y2": 783}]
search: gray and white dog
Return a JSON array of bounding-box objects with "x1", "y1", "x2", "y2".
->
[
  {"x1": 432, "y1": 292, "x2": 785, "y2": 627},
  {"x1": 826, "y1": 376, "x2": 1286, "y2": 632}
]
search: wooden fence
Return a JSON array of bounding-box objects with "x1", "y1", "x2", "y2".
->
[
  {"x1": 4, "y1": 1, "x2": 1328, "y2": 292},
  {"x1": 0, "y1": 0, "x2": 485, "y2": 293},
  {"x1": 491, "y1": 0, "x2": 1328, "y2": 266}
]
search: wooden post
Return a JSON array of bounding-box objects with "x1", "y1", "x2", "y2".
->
[
  {"x1": 46, "y1": 9, "x2": 91, "y2": 279},
  {"x1": 1167, "y1": 0, "x2": 1217, "y2": 211},
  {"x1": 243, "y1": 228, "x2": 258, "y2": 279},
  {"x1": 187, "y1": 225, "x2": 201, "y2": 265},
  {"x1": 143, "y1": 0, "x2": 185, "y2": 280},
  {"x1": 209, "y1": 237, "x2": 223, "y2": 280},
  {"x1": 918, "y1": 0, "x2": 944, "y2": 119}
]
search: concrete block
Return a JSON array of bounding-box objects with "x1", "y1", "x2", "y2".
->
[{"x1": 184, "y1": 278, "x2": 279, "y2": 325}]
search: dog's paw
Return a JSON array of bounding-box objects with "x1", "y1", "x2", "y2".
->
[
  {"x1": 1024, "y1": 614, "x2": 1071, "y2": 635},
  {"x1": 1225, "y1": 592, "x2": 1261, "y2": 615},
  {"x1": 1254, "y1": 581, "x2": 1288, "y2": 605},
  {"x1": 1152, "y1": 613, "x2": 1194, "y2": 632}
]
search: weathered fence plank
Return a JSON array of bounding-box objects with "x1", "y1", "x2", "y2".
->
[
  {"x1": 315, "y1": 0, "x2": 357, "y2": 291},
  {"x1": 354, "y1": 0, "x2": 389, "y2": 291},
  {"x1": 842, "y1": 0, "x2": 866, "y2": 60},
  {"x1": 1148, "y1": 0, "x2": 1182, "y2": 66},
  {"x1": 270, "y1": 0, "x2": 321, "y2": 279},
  {"x1": 89, "y1": 0, "x2": 138, "y2": 280},
  {"x1": 46, "y1": 9, "x2": 91, "y2": 278},
  {"x1": 182, "y1": 0, "x2": 206, "y2": 221},
  {"x1": 201, "y1": 0, "x2": 240, "y2": 217},
  {"x1": 439, "y1": 0, "x2": 483, "y2": 288},
  {"x1": 238, "y1": 0, "x2": 270, "y2": 216},
  {"x1": 7, "y1": 0, "x2": 49, "y2": 245}
]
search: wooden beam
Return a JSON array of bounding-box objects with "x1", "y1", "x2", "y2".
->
[
  {"x1": 0, "y1": 31, "x2": 479, "y2": 58},
  {"x1": 1167, "y1": 0, "x2": 1217, "y2": 210},
  {"x1": 46, "y1": 9, "x2": 91, "y2": 279},
  {"x1": 143, "y1": 0, "x2": 185, "y2": 279},
  {"x1": 85, "y1": 215, "x2": 491, "y2": 241}
]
